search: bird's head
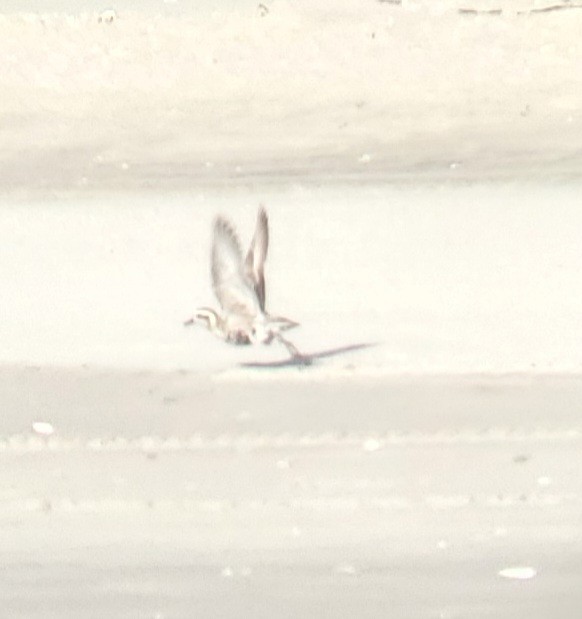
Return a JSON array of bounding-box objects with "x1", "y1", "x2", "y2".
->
[{"x1": 184, "y1": 307, "x2": 221, "y2": 333}]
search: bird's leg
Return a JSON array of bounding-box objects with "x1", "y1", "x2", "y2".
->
[{"x1": 275, "y1": 333, "x2": 311, "y2": 365}]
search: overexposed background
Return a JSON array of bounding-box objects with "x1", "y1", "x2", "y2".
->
[
  {"x1": 1, "y1": 0, "x2": 582, "y2": 372},
  {"x1": 2, "y1": 183, "x2": 582, "y2": 372},
  {"x1": 2, "y1": 2, "x2": 582, "y2": 617}
]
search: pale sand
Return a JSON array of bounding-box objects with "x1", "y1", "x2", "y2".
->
[
  {"x1": 1, "y1": 1, "x2": 581, "y2": 615},
  {"x1": 1, "y1": 1, "x2": 581, "y2": 193},
  {"x1": 2, "y1": 183, "x2": 582, "y2": 373},
  {"x1": 2, "y1": 368, "x2": 582, "y2": 617}
]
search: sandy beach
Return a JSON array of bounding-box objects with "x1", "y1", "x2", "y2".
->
[
  {"x1": 2, "y1": 369, "x2": 582, "y2": 617},
  {"x1": 2, "y1": 0, "x2": 582, "y2": 616}
]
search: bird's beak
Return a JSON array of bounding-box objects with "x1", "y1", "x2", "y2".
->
[{"x1": 184, "y1": 318, "x2": 195, "y2": 327}]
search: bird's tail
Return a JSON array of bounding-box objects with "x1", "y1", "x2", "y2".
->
[{"x1": 269, "y1": 315, "x2": 300, "y2": 332}]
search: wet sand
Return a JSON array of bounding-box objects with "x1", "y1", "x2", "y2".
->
[{"x1": 2, "y1": 367, "x2": 581, "y2": 617}]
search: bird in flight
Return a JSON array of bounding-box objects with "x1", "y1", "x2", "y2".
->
[{"x1": 185, "y1": 207, "x2": 306, "y2": 362}]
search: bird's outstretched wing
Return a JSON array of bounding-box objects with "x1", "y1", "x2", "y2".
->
[
  {"x1": 244, "y1": 206, "x2": 269, "y2": 311},
  {"x1": 211, "y1": 217, "x2": 261, "y2": 318}
]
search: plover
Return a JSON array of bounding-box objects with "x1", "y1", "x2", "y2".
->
[{"x1": 185, "y1": 207, "x2": 305, "y2": 361}]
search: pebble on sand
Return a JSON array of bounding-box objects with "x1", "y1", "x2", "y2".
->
[
  {"x1": 498, "y1": 567, "x2": 537, "y2": 580},
  {"x1": 32, "y1": 422, "x2": 55, "y2": 436}
]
